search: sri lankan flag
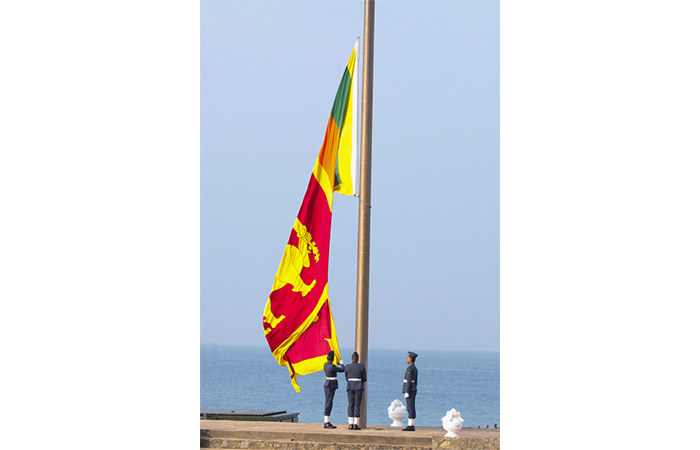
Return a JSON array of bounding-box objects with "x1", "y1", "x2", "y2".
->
[{"x1": 263, "y1": 41, "x2": 358, "y2": 391}]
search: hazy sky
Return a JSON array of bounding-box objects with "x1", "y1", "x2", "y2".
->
[{"x1": 201, "y1": 0, "x2": 500, "y2": 351}]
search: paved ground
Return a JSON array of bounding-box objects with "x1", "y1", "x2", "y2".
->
[{"x1": 200, "y1": 419, "x2": 500, "y2": 439}]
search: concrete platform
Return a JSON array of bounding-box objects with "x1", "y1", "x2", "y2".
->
[{"x1": 200, "y1": 420, "x2": 500, "y2": 449}]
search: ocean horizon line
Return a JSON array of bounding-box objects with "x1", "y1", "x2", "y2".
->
[{"x1": 200, "y1": 343, "x2": 500, "y2": 353}]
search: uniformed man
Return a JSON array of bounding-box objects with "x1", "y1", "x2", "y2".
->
[
  {"x1": 322, "y1": 350, "x2": 345, "y2": 429},
  {"x1": 402, "y1": 351, "x2": 418, "y2": 431},
  {"x1": 344, "y1": 351, "x2": 367, "y2": 430}
]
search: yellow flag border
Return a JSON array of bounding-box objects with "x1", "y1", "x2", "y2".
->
[
  {"x1": 269, "y1": 284, "x2": 329, "y2": 364},
  {"x1": 280, "y1": 298, "x2": 341, "y2": 392}
]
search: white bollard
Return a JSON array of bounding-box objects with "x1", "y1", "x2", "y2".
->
[
  {"x1": 387, "y1": 399, "x2": 407, "y2": 427},
  {"x1": 441, "y1": 408, "x2": 465, "y2": 438}
]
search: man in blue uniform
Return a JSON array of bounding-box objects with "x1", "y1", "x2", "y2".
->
[
  {"x1": 344, "y1": 351, "x2": 367, "y2": 430},
  {"x1": 402, "y1": 351, "x2": 418, "y2": 431},
  {"x1": 322, "y1": 351, "x2": 345, "y2": 428}
]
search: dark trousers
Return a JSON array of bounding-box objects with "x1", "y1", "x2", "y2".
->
[
  {"x1": 406, "y1": 392, "x2": 417, "y2": 419},
  {"x1": 347, "y1": 390, "x2": 363, "y2": 417},
  {"x1": 324, "y1": 387, "x2": 336, "y2": 416}
]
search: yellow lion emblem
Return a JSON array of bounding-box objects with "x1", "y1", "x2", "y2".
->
[
  {"x1": 263, "y1": 219, "x2": 320, "y2": 335},
  {"x1": 271, "y1": 218, "x2": 319, "y2": 296}
]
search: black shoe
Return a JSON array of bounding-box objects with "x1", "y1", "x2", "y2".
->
[
  {"x1": 349, "y1": 424, "x2": 354, "y2": 430},
  {"x1": 402, "y1": 425, "x2": 415, "y2": 431},
  {"x1": 324, "y1": 422, "x2": 336, "y2": 429},
  {"x1": 354, "y1": 424, "x2": 361, "y2": 430}
]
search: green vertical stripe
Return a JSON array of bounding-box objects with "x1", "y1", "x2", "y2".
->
[
  {"x1": 331, "y1": 66, "x2": 352, "y2": 188},
  {"x1": 330, "y1": 66, "x2": 352, "y2": 133},
  {"x1": 334, "y1": 156, "x2": 341, "y2": 186}
]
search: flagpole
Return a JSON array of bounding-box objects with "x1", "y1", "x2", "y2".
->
[{"x1": 355, "y1": 0, "x2": 374, "y2": 430}]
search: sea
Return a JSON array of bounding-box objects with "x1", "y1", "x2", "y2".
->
[{"x1": 201, "y1": 345, "x2": 499, "y2": 428}]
